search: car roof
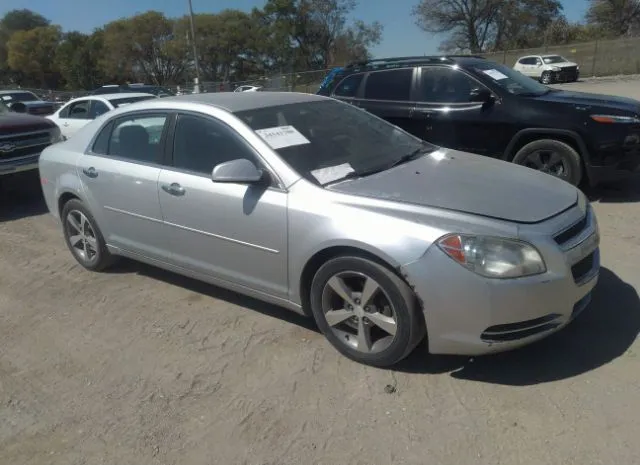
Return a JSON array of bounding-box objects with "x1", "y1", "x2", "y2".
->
[
  {"x1": 158, "y1": 91, "x2": 326, "y2": 112},
  {"x1": 541, "y1": 54, "x2": 563, "y2": 57},
  {"x1": 0, "y1": 89, "x2": 37, "y2": 94},
  {"x1": 65, "y1": 92, "x2": 155, "y2": 103}
]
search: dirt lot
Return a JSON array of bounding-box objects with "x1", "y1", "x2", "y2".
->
[{"x1": 2, "y1": 80, "x2": 640, "y2": 465}]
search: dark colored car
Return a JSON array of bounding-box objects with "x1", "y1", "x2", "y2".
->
[
  {"x1": 318, "y1": 56, "x2": 640, "y2": 186},
  {"x1": 90, "y1": 84, "x2": 175, "y2": 97},
  {"x1": 0, "y1": 99, "x2": 61, "y2": 179},
  {"x1": 0, "y1": 90, "x2": 58, "y2": 116}
]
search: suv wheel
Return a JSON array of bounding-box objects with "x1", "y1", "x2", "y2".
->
[
  {"x1": 512, "y1": 139, "x2": 583, "y2": 186},
  {"x1": 309, "y1": 255, "x2": 425, "y2": 367},
  {"x1": 540, "y1": 71, "x2": 553, "y2": 84}
]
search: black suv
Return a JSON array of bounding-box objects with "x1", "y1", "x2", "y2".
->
[{"x1": 318, "y1": 56, "x2": 640, "y2": 186}]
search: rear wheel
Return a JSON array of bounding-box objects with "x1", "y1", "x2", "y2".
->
[
  {"x1": 310, "y1": 255, "x2": 425, "y2": 367},
  {"x1": 512, "y1": 139, "x2": 583, "y2": 186}
]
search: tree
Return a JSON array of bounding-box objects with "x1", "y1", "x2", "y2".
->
[
  {"x1": 261, "y1": 0, "x2": 382, "y2": 69},
  {"x1": 586, "y1": 0, "x2": 640, "y2": 36},
  {"x1": 0, "y1": 9, "x2": 50, "y2": 83},
  {"x1": 100, "y1": 11, "x2": 187, "y2": 85},
  {"x1": 412, "y1": 0, "x2": 503, "y2": 52},
  {"x1": 7, "y1": 25, "x2": 62, "y2": 87},
  {"x1": 412, "y1": 0, "x2": 565, "y2": 52},
  {"x1": 55, "y1": 31, "x2": 105, "y2": 90}
]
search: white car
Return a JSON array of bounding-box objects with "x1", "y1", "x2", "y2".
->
[
  {"x1": 513, "y1": 55, "x2": 579, "y2": 84},
  {"x1": 47, "y1": 93, "x2": 157, "y2": 139},
  {"x1": 234, "y1": 85, "x2": 263, "y2": 92}
]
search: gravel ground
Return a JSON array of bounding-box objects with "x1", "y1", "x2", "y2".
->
[{"x1": 1, "y1": 80, "x2": 640, "y2": 465}]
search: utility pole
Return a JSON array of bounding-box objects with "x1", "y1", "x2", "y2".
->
[{"x1": 188, "y1": 0, "x2": 201, "y2": 93}]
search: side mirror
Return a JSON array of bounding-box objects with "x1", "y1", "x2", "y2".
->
[
  {"x1": 211, "y1": 158, "x2": 265, "y2": 183},
  {"x1": 469, "y1": 88, "x2": 493, "y2": 103}
]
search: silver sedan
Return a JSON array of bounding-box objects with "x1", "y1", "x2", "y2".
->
[{"x1": 38, "y1": 92, "x2": 600, "y2": 367}]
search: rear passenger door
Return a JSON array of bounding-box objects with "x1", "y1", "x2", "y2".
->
[
  {"x1": 357, "y1": 68, "x2": 416, "y2": 133},
  {"x1": 77, "y1": 111, "x2": 172, "y2": 261}
]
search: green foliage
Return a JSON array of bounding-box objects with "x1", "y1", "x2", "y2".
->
[{"x1": 0, "y1": 2, "x2": 381, "y2": 89}]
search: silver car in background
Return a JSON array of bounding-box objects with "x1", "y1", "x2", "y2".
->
[{"x1": 38, "y1": 92, "x2": 600, "y2": 367}]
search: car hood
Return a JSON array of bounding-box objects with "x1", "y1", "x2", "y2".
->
[
  {"x1": 327, "y1": 148, "x2": 578, "y2": 224},
  {"x1": 535, "y1": 89, "x2": 640, "y2": 113},
  {"x1": 549, "y1": 61, "x2": 577, "y2": 68},
  {"x1": 0, "y1": 112, "x2": 55, "y2": 136}
]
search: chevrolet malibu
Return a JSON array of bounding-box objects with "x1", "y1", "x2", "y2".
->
[{"x1": 38, "y1": 92, "x2": 600, "y2": 367}]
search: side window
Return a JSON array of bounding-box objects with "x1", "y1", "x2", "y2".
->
[
  {"x1": 535, "y1": 58, "x2": 543, "y2": 66},
  {"x1": 172, "y1": 114, "x2": 258, "y2": 175},
  {"x1": 107, "y1": 114, "x2": 168, "y2": 163},
  {"x1": 333, "y1": 73, "x2": 364, "y2": 97},
  {"x1": 364, "y1": 68, "x2": 413, "y2": 101},
  {"x1": 67, "y1": 100, "x2": 91, "y2": 119},
  {"x1": 419, "y1": 67, "x2": 485, "y2": 103},
  {"x1": 92, "y1": 121, "x2": 113, "y2": 155},
  {"x1": 89, "y1": 100, "x2": 110, "y2": 119}
]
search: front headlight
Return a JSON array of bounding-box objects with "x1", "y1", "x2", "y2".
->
[
  {"x1": 437, "y1": 234, "x2": 547, "y2": 279},
  {"x1": 551, "y1": 66, "x2": 561, "y2": 71},
  {"x1": 50, "y1": 125, "x2": 64, "y2": 143}
]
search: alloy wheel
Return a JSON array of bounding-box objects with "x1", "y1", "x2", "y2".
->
[
  {"x1": 321, "y1": 271, "x2": 398, "y2": 354},
  {"x1": 523, "y1": 149, "x2": 569, "y2": 179},
  {"x1": 66, "y1": 210, "x2": 99, "y2": 263}
]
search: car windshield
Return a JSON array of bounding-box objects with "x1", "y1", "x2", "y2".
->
[
  {"x1": 235, "y1": 100, "x2": 435, "y2": 186},
  {"x1": 468, "y1": 61, "x2": 550, "y2": 96},
  {"x1": 543, "y1": 55, "x2": 567, "y2": 64},
  {"x1": 108, "y1": 95, "x2": 157, "y2": 107},
  {"x1": 0, "y1": 91, "x2": 39, "y2": 103}
]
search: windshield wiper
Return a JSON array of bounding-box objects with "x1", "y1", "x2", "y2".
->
[{"x1": 322, "y1": 145, "x2": 433, "y2": 187}]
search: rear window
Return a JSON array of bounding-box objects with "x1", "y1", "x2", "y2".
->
[{"x1": 108, "y1": 95, "x2": 157, "y2": 107}]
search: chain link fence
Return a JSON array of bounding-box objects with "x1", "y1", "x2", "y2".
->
[{"x1": 483, "y1": 37, "x2": 640, "y2": 77}]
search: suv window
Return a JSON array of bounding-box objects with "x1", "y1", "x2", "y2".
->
[
  {"x1": 107, "y1": 114, "x2": 168, "y2": 163},
  {"x1": 364, "y1": 68, "x2": 413, "y2": 101},
  {"x1": 172, "y1": 114, "x2": 258, "y2": 175},
  {"x1": 519, "y1": 57, "x2": 535, "y2": 65},
  {"x1": 333, "y1": 73, "x2": 364, "y2": 97},
  {"x1": 420, "y1": 67, "x2": 481, "y2": 103}
]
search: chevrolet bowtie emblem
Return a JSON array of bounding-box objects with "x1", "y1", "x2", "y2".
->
[{"x1": 0, "y1": 143, "x2": 16, "y2": 153}]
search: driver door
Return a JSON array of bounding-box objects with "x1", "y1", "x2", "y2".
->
[
  {"x1": 412, "y1": 66, "x2": 511, "y2": 157},
  {"x1": 158, "y1": 112, "x2": 289, "y2": 298}
]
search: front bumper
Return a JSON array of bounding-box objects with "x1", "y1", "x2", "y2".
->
[
  {"x1": 0, "y1": 153, "x2": 41, "y2": 176},
  {"x1": 401, "y1": 206, "x2": 600, "y2": 356}
]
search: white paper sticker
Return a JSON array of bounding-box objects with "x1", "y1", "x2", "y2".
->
[
  {"x1": 482, "y1": 69, "x2": 509, "y2": 80},
  {"x1": 310, "y1": 163, "x2": 355, "y2": 185},
  {"x1": 0, "y1": 95, "x2": 12, "y2": 101},
  {"x1": 255, "y1": 125, "x2": 310, "y2": 150}
]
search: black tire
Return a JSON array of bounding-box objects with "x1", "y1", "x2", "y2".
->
[
  {"x1": 540, "y1": 71, "x2": 553, "y2": 84},
  {"x1": 61, "y1": 198, "x2": 115, "y2": 271},
  {"x1": 310, "y1": 255, "x2": 425, "y2": 367},
  {"x1": 512, "y1": 139, "x2": 583, "y2": 186}
]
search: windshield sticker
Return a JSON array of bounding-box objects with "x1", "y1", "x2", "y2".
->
[
  {"x1": 310, "y1": 163, "x2": 354, "y2": 185},
  {"x1": 255, "y1": 125, "x2": 310, "y2": 150},
  {"x1": 482, "y1": 69, "x2": 508, "y2": 80},
  {"x1": 0, "y1": 96, "x2": 12, "y2": 101}
]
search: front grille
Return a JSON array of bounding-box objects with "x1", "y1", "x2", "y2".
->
[
  {"x1": 554, "y1": 214, "x2": 588, "y2": 245},
  {"x1": 555, "y1": 66, "x2": 578, "y2": 81},
  {"x1": 571, "y1": 251, "x2": 595, "y2": 282},
  {"x1": 0, "y1": 131, "x2": 51, "y2": 160},
  {"x1": 481, "y1": 313, "x2": 562, "y2": 342}
]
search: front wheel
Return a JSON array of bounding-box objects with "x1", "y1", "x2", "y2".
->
[
  {"x1": 310, "y1": 255, "x2": 425, "y2": 367},
  {"x1": 61, "y1": 198, "x2": 115, "y2": 271},
  {"x1": 512, "y1": 139, "x2": 583, "y2": 186},
  {"x1": 540, "y1": 71, "x2": 553, "y2": 84}
]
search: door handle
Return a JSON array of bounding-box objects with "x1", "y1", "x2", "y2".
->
[
  {"x1": 161, "y1": 183, "x2": 185, "y2": 196},
  {"x1": 82, "y1": 167, "x2": 98, "y2": 178},
  {"x1": 63, "y1": 122, "x2": 69, "y2": 127}
]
